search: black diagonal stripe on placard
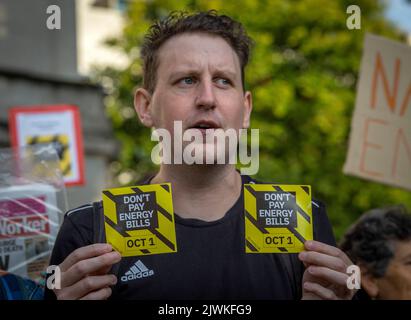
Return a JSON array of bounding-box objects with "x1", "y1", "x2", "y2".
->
[
  {"x1": 244, "y1": 185, "x2": 258, "y2": 198},
  {"x1": 278, "y1": 247, "x2": 288, "y2": 252},
  {"x1": 157, "y1": 204, "x2": 173, "y2": 222},
  {"x1": 104, "y1": 216, "x2": 130, "y2": 237},
  {"x1": 102, "y1": 190, "x2": 119, "y2": 204},
  {"x1": 61, "y1": 137, "x2": 69, "y2": 149},
  {"x1": 161, "y1": 184, "x2": 170, "y2": 193},
  {"x1": 288, "y1": 227, "x2": 306, "y2": 244},
  {"x1": 246, "y1": 240, "x2": 258, "y2": 252},
  {"x1": 131, "y1": 187, "x2": 144, "y2": 194},
  {"x1": 302, "y1": 186, "x2": 310, "y2": 196},
  {"x1": 297, "y1": 206, "x2": 311, "y2": 223},
  {"x1": 62, "y1": 163, "x2": 71, "y2": 176},
  {"x1": 28, "y1": 136, "x2": 38, "y2": 145},
  {"x1": 147, "y1": 228, "x2": 175, "y2": 251},
  {"x1": 274, "y1": 186, "x2": 311, "y2": 223},
  {"x1": 61, "y1": 144, "x2": 69, "y2": 158},
  {"x1": 141, "y1": 249, "x2": 150, "y2": 254},
  {"x1": 245, "y1": 209, "x2": 269, "y2": 234}
]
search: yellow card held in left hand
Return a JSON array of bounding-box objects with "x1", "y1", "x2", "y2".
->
[
  {"x1": 244, "y1": 184, "x2": 313, "y2": 253},
  {"x1": 102, "y1": 183, "x2": 177, "y2": 257}
]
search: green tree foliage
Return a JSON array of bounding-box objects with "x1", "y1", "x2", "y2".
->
[{"x1": 95, "y1": 0, "x2": 411, "y2": 239}]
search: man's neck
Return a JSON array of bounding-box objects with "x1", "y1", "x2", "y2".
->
[{"x1": 150, "y1": 165, "x2": 242, "y2": 221}]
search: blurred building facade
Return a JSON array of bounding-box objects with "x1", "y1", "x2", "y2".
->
[{"x1": 0, "y1": 0, "x2": 126, "y2": 208}]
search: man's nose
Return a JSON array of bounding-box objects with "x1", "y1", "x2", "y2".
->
[{"x1": 195, "y1": 80, "x2": 216, "y2": 110}]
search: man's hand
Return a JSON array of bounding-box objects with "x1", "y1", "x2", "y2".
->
[
  {"x1": 54, "y1": 243, "x2": 121, "y2": 300},
  {"x1": 298, "y1": 240, "x2": 356, "y2": 300}
]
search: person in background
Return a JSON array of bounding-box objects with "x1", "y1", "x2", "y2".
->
[
  {"x1": 340, "y1": 205, "x2": 411, "y2": 300},
  {"x1": 0, "y1": 269, "x2": 44, "y2": 300}
]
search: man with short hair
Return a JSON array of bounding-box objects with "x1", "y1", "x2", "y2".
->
[
  {"x1": 45, "y1": 11, "x2": 355, "y2": 300},
  {"x1": 340, "y1": 206, "x2": 411, "y2": 299}
]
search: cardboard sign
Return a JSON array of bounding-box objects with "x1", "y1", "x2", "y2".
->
[
  {"x1": 244, "y1": 184, "x2": 313, "y2": 253},
  {"x1": 102, "y1": 184, "x2": 177, "y2": 257},
  {"x1": 0, "y1": 184, "x2": 59, "y2": 282},
  {"x1": 8, "y1": 105, "x2": 85, "y2": 186},
  {"x1": 344, "y1": 34, "x2": 411, "y2": 190}
]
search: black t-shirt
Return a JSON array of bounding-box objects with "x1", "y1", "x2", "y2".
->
[{"x1": 44, "y1": 174, "x2": 336, "y2": 300}]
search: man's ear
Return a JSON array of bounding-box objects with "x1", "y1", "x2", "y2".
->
[
  {"x1": 134, "y1": 88, "x2": 154, "y2": 128},
  {"x1": 360, "y1": 268, "x2": 379, "y2": 299},
  {"x1": 242, "y1": 91, "x2": 253, "y2": 129}
]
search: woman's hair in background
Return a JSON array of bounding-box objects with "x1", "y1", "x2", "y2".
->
[{"x1": 340, "y1": 205, "x2": 411, "y2": 277}]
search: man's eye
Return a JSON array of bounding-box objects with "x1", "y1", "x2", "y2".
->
[
  {"x1": 215, "y1": 78, "x2": 231, "y2": 86},
  {"x1": 179, "y1": 77, "x2": 195, "y2": 85}
]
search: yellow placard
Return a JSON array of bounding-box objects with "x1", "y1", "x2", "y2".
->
[
  {"x1": 102, "y1": 183, "x2": 177, "y2": 257},
  {"x1": 244, "y1": 184, "x2": 313, "y2": 253},
  {"x1": 26, "y1": 134, "x2": 72, "y2": 178}
]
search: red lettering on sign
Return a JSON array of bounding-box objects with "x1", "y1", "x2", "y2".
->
[
  {"x1": 0, "y1": 215, "x2": 50, "y2": 238},
  {"x1": 360, "y1": 118, "x2": 387, "y2": 177},
  {"x1": 371, "y1": 52, "x2": 411, "y2": 118},
  {"x1": 392, "y1": 128, "x2": 411, "y2": 178}
]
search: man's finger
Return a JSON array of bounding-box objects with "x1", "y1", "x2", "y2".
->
[
  {"x1": 56, "y1": 274, "x2": 117, "y2": 300},
  {"x1": 59, "y1": 244, "x2": 113, "y2": 272},
  {"x1": 301, "y1": 292, "x2": 322, "y2": 300},
  {"x1": 62, "y1": 251, "x2": 121, "y2": 287},
  {"x1": 307, "y1": 266, "x2": 349, "y2": 287},
  {"x1": 298, "y1": 251, "x2": 347, "y2": 273},
  {"x1": 91, "y1": 263, "x2": 114, "y2": 276},
  {"x1": 304, "y1": 241, "x2": 352, "y2": 265},
  {"x1": 303, "y1": 282, "x2": 339, "y2": 300},
  {"x1": 80, "y1": 287, "x2": 113, "y2": 300}
]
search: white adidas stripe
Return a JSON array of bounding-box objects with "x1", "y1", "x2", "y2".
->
[{"x1": 66, "y1": 205, "x2": 93, "y2": 216}]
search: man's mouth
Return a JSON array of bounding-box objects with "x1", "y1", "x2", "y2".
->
[{"x1": 188, "y1": 120, "x2": 221, "y2": 130}]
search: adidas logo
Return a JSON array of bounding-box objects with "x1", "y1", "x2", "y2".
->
[{"x1": 121, "y1": 260, "x2": 154, "y2": 282}]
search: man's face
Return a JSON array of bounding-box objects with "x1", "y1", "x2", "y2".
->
[
  {"x1": 137, "y1": 32, "x2": 252, "y2": 163},
  {"x1": 375, "y1": 240, "x2": 411, "y2": 299}
]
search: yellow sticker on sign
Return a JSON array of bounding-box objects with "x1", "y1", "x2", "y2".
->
[
  {"x1": 26, "y1": 134, "x2": 72, "y2": 177},
  {"x1": 102, "y1": 183, "x2": 177, "y2": 257},
  {"x1": 244, "y1": 184, "x2": 313, "y2": 253}
]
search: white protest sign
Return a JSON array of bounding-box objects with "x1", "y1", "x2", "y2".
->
[{"x1": 344, "y1": 34, "x2": 411, "y2": 190}]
